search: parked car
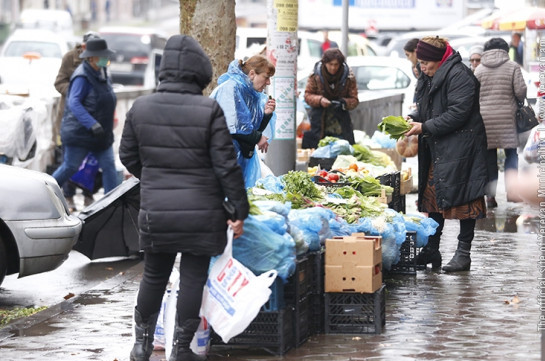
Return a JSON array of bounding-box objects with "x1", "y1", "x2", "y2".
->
[
  {"x1": 17, "y1": 8, "x2": 75, "y2": 45},
  {"x1": 0, "y1": 164, "x2": 82, "y2": 286},
  {"x1": 298, "y1": 56, "x2": 417, "y2": 116},
  {"x1": 0, "y1": 28, "x2": 69, "y2": 94},
  {"x1": 98, "y1": 26, "x2": 167, "y2": 88}
]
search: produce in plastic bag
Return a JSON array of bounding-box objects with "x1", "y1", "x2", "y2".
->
[
  {"x1": 288, "y1": 207, "x2": 335, "y2": 251},
  {"x1": 232, "y1": 215, "x2": 296, "y2": 282},
  {"x1": 404, "y1": 214, "x2": 440, "y2": 248}
]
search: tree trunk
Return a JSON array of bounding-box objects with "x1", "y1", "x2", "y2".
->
[{"x1": 179, "y1": 0, "x2": 236, "y2": 95}]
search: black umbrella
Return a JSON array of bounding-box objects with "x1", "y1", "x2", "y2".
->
[{"x1": 74, "y1": 177, "x2": 141, "y2": 260}]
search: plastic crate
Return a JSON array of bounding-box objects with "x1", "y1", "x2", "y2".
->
[
  {"x1": 387, "y1": 231, "x2": 417, "y2": 275},
  {"x1": 376, "y1": 171, "x2": 403, "y2": 212},
  {"x1": 285, "y1": 254, "x2": 312, "y2": 304},
  {"x1": 309, "y1": 249, "x2": 325, "y2": 334},
  {"x1": 211, "y1": 308, "x2": 294, "y2": 356},
  {"x1": 324, "y1": 285, "x2": 386, "y2": 334},
  {"x1": 262, "y1": 277, "x2": 285, "y2": 311},
  {"x1": 293, "y1": 296, "x2": 311, "y2": 346},
  {"x1": 308, "y1": 156, "x2": 336, "y2": 170}
]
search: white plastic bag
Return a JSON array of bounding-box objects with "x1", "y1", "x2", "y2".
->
[
  {"x1": 164, "y1": 267, "x2": 211, "y2": 358},
  {"x1": 523, "y1": 125, "x2": 544, "y2": 164},
  {"x1": 200, "y1": 227, "x2": 277, "y2": 344}
]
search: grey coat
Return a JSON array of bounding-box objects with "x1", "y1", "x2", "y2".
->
[
  {"x1": 119, "y1": 35, "x2": 249, "y2": 255},
  {"x1": 474, "y1": 49, "x2": 527, "y2": 149}
]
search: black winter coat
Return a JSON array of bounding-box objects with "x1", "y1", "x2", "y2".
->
[
  {"x1": 410, "y1": 52, "x2": 488, "y2": 211},
  {"x1": 119, "y1": 35, "x2": 249, "y2": 255}
]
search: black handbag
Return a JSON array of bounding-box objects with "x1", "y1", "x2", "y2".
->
[{"x1": 515, "y1": 97, "x2": 539, "y2": 133}]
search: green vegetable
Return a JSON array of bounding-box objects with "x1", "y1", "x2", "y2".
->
[
  {"x1": 377, "y1": 115, "x2": 411, "y2": 140},
  {"x1": 281, "y1": 171, "x2": 323, "y2": 200},
  {"x1": 318, "y1": 136, "x2": 340, "y2": 148},
  {"x1": 352, "y1": 144, "x2": 391, "y2": 167}
]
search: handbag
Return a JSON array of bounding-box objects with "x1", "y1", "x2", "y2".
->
[
  {"x1": 200, "y1": 227, "x2": 277, "y2": 344},
  {"x1": 515, "y1": 97, "x2": 539, "y2": 133}
]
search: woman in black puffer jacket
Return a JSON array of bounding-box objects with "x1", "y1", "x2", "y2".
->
[
  {"x1": 405, "y1": 36, "x2": 488, "y2": 273},
  {"x1": 120, "y1": 35, "x2": 249, "y2": 361}
]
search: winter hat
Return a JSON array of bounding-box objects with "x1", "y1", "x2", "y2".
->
[
  {"x1": 80, "y1": 38, "x2": 115, "y2": 58},
  {"x1": 416, "y1": 40, "x2": 446, "y2": 61},
  {"x1": 83, "y1": 31, "x2": 100, "y2": 43},
  {"x1": 483, "y1": 37, "x2": 509, "y2": 53},
  {"x1": 469, "y1": 45, "x2": 483, "y2": 57}
]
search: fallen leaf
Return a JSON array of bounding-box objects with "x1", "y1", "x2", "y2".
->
[
  {"x1": 64, "y1": 293, "x2": 75, "y2": 300},
  {"x1": 105, "y1": 267, "x2": 114, "y2": 271},
  {"x1": 504, "y1": 295, "x2": 521, "y2": 305}
]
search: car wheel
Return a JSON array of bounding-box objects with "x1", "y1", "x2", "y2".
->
[{"x1": 0, "y1": 236, "x2": 6, "y2": 286}]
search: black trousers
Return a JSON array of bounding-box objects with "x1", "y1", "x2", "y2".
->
[
  {"x1": 428, "y1": 212, "x2": 476, "y2": 245},
  {"x1": 136, "y1": 251, "x2": 211, "y2": 325}
]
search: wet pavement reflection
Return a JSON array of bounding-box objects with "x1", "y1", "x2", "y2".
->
[{"x1": 0, "y1": 194, "x2": 541, "y2": 360}]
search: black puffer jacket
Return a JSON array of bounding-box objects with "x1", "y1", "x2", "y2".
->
[
  {"x1": 119, "y1": 35, "x2": 249, "y2": 255},
  {"x1": 410, "y1": 51, "x2": 488, "y2": 211}
]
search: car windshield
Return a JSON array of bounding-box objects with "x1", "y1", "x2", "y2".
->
[
  {"x1": 3, "y1": 41, "x2": 62, "y2": 58},
  {"x1": 101, "y1": 34, "x2": 150, "y2": 57},
  {"x1": 354, "y1": 65, "x2": 410, "y2": 91}
]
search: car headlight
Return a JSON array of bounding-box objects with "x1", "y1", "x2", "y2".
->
[{"x1": 44, "y1": 181, "x2": 69, "y2": 216}]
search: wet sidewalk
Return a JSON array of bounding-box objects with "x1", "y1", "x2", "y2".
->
[{"x1": 0, "y1": 192, "x2": 541, "y2": 360}]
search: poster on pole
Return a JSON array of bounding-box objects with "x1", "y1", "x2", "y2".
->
[{"x1": 266, "y1": 0, "x2": 298, "y2": 140}]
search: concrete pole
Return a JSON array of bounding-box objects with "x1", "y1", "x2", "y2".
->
[
  {"x1": 264, "y1": 0, "x2": 298, "y2": 177},
  {"x1": 341, "y1": 0, "x2": 349, "y2": 56}
]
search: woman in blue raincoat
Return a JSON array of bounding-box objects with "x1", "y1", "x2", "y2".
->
[{"x1": 211, "y1": 55, "x2": 276, "y2": 188}]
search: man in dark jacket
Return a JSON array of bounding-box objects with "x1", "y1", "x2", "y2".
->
[{"x1": 119, "y1": 35, "x2": 249, "y2": 361}]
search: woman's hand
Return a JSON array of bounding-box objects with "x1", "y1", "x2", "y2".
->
[
  {"x1": 405, "y1": 121, "x2": 422, "y2": 137},
  {"x1": 320, "y1": 97, "x2": 331, "y2": 108},
  {"x1": 257, "y1": 135, "x2": 269, "y2": 153},
  {"x1": 265, "y1": 97, "x2": 276, "y2": 115},
  {"x1": 228, "y1": 219, "x2": 244, "y2": 239}
]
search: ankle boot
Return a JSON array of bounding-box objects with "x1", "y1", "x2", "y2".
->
[
  {"x1": 169, "y1": 318, "x2": 206, "y2": 361},
  {"x1": 130, "y1": 308, "x2": 159, "y2": 361},
  {"x1": 442, "y1": 241, "x2": 471, "y2": 272}
]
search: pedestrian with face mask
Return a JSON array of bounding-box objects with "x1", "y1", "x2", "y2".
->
[{"x1": 52, "y1": 38, "x2": 120, "y2": 195}]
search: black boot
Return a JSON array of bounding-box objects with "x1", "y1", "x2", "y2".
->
[
  {"x1": 442, "y1": 219, "x2": 475, "y2": 273},
  {"x1": 130, "y1": 307, "x2": 159, "y2": 361},
  {"x1": 169, "y1": 318, "x2": 206, "y2": 361},
  {"x1": 442, "y1": 241, "x2": 471, "y2": 272},
  {"x1": 416, "y1": 212, "x2": 444, "y2": 269}
]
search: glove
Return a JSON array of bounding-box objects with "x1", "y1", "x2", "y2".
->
[{"x1": 91, "y1": 123, "x2": 105, "y2": 137}]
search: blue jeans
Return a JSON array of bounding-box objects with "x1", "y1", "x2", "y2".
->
[{"x1": 52, "y1": 145, "x2": 120, "y2": 194}]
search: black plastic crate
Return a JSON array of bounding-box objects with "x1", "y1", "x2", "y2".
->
[
  {"x1": 293, "y1": 296, "x2": 311, "y2": 346},
  {"x1": 324, "y1": 285, "x2": 386, "y2": 334},
  {"x1": 308, "y1": 249, "x2": 325, "y2": 334},
  {"x1": 376, "y1": 171, "x2": 403, "y2": 212},
  {"x1": 308, "y1": 156, "x2": 336, "y2": 170},
  {"x1": 211, "y1": 308, "x2": 294, "y2": 356},
  {"x1": 310, "y1": 292, "x2": 324, "y2": 334},
  {"x1": 285, "y1": 254, "x2": 313, "y2": 304},
  {"x1": 387, "y1": 231, "x2": 417, "y2": 275},
  {"x1": 262, "y1": 277, "x2": 285, "y2": 311}
]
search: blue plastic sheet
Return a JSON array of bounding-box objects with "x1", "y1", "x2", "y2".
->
[
  {"x1": 288, "y1": 207, "x2": 334, "y2": 252},
  {"x1": 233, "y1": 215, "x2": 296, "y2": 282},
  {"x1": 404, "y1": 213, "x2": 439, "y2": 248},
  {"x1": 255, "y1": 175, "x2": 284, "y2": 193},
  {"x1": 312, "y1": 139, "x2": 353, "y2": 158}
]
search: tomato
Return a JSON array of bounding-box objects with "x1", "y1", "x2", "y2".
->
[
  {"x1": 318, "y1": 170, "x2": 328, "y2": 178},
  {"x1": 327, "y1": 173, "x2": 339, "y2": 182}
]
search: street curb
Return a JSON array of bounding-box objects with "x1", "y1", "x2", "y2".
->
[{"x1": 0, "y1": 260, "x2": 144, "y2": 342}]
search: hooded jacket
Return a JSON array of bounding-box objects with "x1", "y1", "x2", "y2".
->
[
  {"x1": 119, "y1": 35, "x2": 249, "y2": 255},
  {"x1": 474, "y1": 48, "x2": 527, "y2": 149},
  {"x1": 410, "y1": 51, "x2": 488, "y2": 211}
]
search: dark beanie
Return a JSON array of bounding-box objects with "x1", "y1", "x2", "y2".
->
[
  {"x1": 483, "y1": 37, "x2": 509, "y2": 53},
  {"x1": 416, "y1": 40, "x2": 446, "y2": 61}
]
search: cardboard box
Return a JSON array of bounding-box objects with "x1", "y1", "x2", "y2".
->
[
  {"x1": 325, "y1": 262, "x2": 382, "y2": 293},
  {"x1": 400, "y1": 168, "x2": 413, "y2": 195},
  {"x1": 325, "y1": 235, "x2": 382, "y2": 267}
]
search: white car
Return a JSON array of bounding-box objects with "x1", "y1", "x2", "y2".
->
[
  {"x1": 0, "y1": 164, "x2": 82, "y2": 286},
  {"x1": 298, "y1": 56, "x2": 417, "y2": 116},
  {"x1": 0, "y1": 28, "x2": 69, "y2": 95}
]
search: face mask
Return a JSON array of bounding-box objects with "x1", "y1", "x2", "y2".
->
[{"x1": 96, "y1": 57, "x2": 109, "y2": 68}]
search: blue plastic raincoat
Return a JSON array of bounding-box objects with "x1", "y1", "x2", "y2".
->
[{"x1": 210, "y1": 60, "x2": 276, "y2": 188}]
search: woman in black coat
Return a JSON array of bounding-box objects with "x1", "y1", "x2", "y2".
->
[
  {"x1": 405, "y1": 36, "x2": 488, "y2": 273},
  {"x1": 120, "y1": 35, "x2": 249, "y2": 361}
]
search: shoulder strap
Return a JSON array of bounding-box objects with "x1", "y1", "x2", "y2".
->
[{"x1": 512, "y1": 65, "x2": 524, "y2": 105}]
